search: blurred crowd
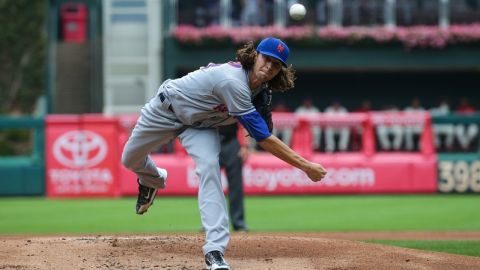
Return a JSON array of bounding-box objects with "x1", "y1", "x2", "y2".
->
[
  {"x1": 267, "y1": 95, "x2": 479, "y2": 153},
  {"x1": 178, "y1": 0, "x2": 480, "y2": 27},
  {"x1": 131, "y1": 94, "x2": 478, "y2": 156}
]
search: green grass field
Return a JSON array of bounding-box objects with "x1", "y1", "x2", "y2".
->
[
  {"x1": 1, "y1": 194, "x2": 479, "y2": 256},
  {"x1": 367, "y1": 240, "x2": 480, "y2": 257}
]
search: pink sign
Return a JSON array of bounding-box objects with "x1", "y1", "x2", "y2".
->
[
  {"x1": 46, "y1": 115, "x2": 120, "y2": 197},
  {"x1": 119, "y1": 153, "x2": 436, "y2": 196}
]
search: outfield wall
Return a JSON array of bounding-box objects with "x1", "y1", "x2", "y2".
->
[
  {"x1": 2, "y1": 113, "x2": 477, "y2": 196},
  {"x1": 433, "y1": 114, "x2": 480, "y2": 193},
  {"x1": 44, "y1": 112, "x2": 442, "y2": 197},
  {"x1": 0, "y1": 117, "x2": 45, "y2": 196}
]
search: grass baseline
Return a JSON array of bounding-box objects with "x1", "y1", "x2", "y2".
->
[
  {"x1": 1, "y1": 195, "x2": 479, "y2": 256},
  {"x1": 367, "y1": 240, "x2": 480, "y2": 257}
]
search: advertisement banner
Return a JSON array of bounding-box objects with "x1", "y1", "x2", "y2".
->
[
  {"x1": 46, "y1": 115, "x2": 120, "y2": 197},
  {"x1": 46, "y1": 112, "x2": 438, "y2": 197},
  {"x1": 120, "y1": 153, "x2": 437, "y2": 196}
]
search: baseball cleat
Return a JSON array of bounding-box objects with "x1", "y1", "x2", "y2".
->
[
  {"x1": 135, "y1": 168, "x2": 168, "y2": 215},
  {"x1": 205, "y1": 250, "x2": 231, "y2": 270},
  {"x1": 135, "y1": 179, "x2": 157, "y2": 215}
]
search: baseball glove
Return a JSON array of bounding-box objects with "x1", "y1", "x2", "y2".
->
[{"x1": 252, "y1": 88, "x2": 273, "y2": 133}]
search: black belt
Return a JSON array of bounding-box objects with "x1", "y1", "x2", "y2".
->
[{"x1": 159, "y1": 92, "x2": 174, "y2": 113}]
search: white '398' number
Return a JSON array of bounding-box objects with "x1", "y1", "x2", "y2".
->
[{"x1": 438, "y1": 160, "x2": 480, "y2": 193}]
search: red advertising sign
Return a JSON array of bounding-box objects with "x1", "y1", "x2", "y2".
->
[
  {"x1": 119, "y1": 153, "x2": 436, "y2": 196},
  {"x1": 48, "y1": 112, "x2": 437, "y2": 197},
  {"x1": 46, "y1": 115, "x2": 120, "y2": 197}
]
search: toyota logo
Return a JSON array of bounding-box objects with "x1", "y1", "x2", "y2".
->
[{"x1": 53, "y1": 130, "x2": 108, "y2": 168}]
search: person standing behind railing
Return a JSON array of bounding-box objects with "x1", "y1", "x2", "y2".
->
[
  {"x1": 324, "y1": 98, "x2": 350, "y2": 152},
  {"x1": 351, "y1": 99, "x2": 372, "y2": 151},
  {"x1": 271, "y1": 100, "x2": 294, "y2": 147},
  {"x1": 430, "y1": 96, "x2": 454, "y2": 151},
  {"x1": 377, "y1": 104, "x2": 403, "y2": 151},
  {"x1": 455, "y1": 96, "x2": 478, "y2": 151},
  {"x1": 241, "y1": 0, "x2": 266, "y2": 26},
  {"x1": 295, "y1": 97, "x2": 321, "y2": 150},
  {"x1": 403, "y1": 97, "x2": 425, "y2": 151},
  {"x1": 195, "y1": 0, "x2": 220, "y2": 27},
  {"x1": 456, "y1": 96, "x2": 476, "y2": 115}
]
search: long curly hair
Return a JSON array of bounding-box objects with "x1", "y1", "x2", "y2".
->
[{"x1": 236, "y1": 41, "x2": 296, "y2": 92}]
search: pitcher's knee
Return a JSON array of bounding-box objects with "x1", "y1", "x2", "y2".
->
[
  {"x1": 201, "y1": 157, "x2": 220, "y2": 172},
  {"x1": 121, "y1": 152, "x2": 136, "y2": 170}
]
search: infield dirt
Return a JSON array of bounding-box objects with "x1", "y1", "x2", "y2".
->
[{"x1": 1, "y1": 232, "x2": 480, "y2": 270}]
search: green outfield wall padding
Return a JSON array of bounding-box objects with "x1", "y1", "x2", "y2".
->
[
  {"x1": 0, "y1": 161, "x2": 45, "y2": 196},
  {"x1": 0, "y1": 117, "x2": 45, "y2": 196},
  {"x1": 433, "y1": 114, "x2": 480, "y2": 194},
  {"x1": 437, "y1": 154, "x2": 480, "y2": 194}
]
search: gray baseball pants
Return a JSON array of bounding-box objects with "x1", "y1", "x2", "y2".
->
[{"x1": 121, "y1": 94, "x2": 230, "y2": 255}]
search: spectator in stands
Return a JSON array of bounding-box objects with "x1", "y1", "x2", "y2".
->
[
  {"x1": 382, "y1": 104, "x2": 399, "y2": 112},
  {"x1": 195, "y1": 0, "x2": 220, "y2": 27},
  {"x1": 455, "y1": 96, "x2": 478, "y2": 150},
  {"x1": 404, "y1": 97, "x2": 425, "y2": 112},
  {"x1": 8, "y1": 101, "x2": 23, "y2": 117},
  {"x1": 377, "y1": 104, "x2": 403, "y2": 151},
  {"x1": 355, "y1": 99, "x2": 372, "y2": 113},
  {"x1": 344, "y1": 0, "x2": 361, "y2": 25},
  {"x1": 177, "y1": 1, "x2": 198, "y2": 25},
  {"x1": 316, "y1": 0, "x2": 327, "y2": 25},
  {"x1": 272, "y1": 100, "x2": 291, "y2": 113},
  {"x1": 295, "y1": 97, "x2": 321, "y2": 150},
  {"x1": 324, "y1": 98, "x2": 350, "y2": 152},
  {"x1": 403, "y1": 97, "x2": 426, "y2": 151},
  {"x1": 33, "y1": 95, "x2": 47, "y2": 117},
  {"x1": 430, "y1": 96, "x2": 454, "y2": 151},
  {"x1": 351, "y1": 99, "x2": 372, "y2": 150},
  {"x1": 241, "y1": 0, "x2": 266, "y2": 26},
  {"x1": 397, "y1": 0, "x2": 415, "y2": 25},
  {"x1": 430, "y1": 96, "x2": 450, "y2": 117},
  {"x1": 456, "y1": 96, "x2": 476, "y2": 115},
  {"x1": 363, "y1": 0, "x2": 381, "y2": 25},
  {"x1": 271, "y1": 100, "x2": 293, "y2": 146}
]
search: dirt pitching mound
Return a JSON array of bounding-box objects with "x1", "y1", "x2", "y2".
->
[{"x1": 1, "y1": 232, "x2": 480, "y2": 270}]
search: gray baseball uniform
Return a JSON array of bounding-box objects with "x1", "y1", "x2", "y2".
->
[{"x1": 122, "y1": 62, "x2": 263, "y2": 255}]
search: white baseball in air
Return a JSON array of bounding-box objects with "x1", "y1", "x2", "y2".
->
[{"x1": 289, "y1": 3, "x2": 306, "y2": 20}]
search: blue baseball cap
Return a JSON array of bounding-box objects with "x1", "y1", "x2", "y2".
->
[{"x1": 256, "y1": 37, "x2": 290, "y2": 67}]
